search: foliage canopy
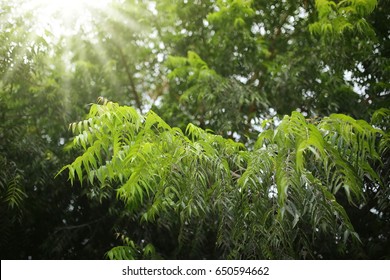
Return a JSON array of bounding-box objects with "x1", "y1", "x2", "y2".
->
[{"x1": 1, "y1": 0, "x2": 389, "y2": 259}]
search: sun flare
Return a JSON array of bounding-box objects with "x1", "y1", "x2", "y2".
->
[{"x1": 20, "y1": 0, "x2": 112, "y2": 37}]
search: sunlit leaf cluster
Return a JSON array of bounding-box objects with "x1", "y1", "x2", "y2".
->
[
  {"x1": 61, "y1": 99, "x2": 387, "y2": 259},
  {"x1": 310, "y1": 0, "x2": 378, "y2": 37}
]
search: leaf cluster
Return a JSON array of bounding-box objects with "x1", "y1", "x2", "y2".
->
[
  {"x1": 310, "y1": 0, "x2": 378, "y2": 38},
  {"x1": 61, "y1": 100, "x2": 387, "y2": 259}
]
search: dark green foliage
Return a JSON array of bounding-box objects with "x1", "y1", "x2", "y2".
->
[{"x1": 1, "y1": 0, "x2": 389, "y2": 259}]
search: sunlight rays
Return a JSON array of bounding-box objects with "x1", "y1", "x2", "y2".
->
[
  {"x1": 1, "y1": 0, "x2": 156, "y2": 117},
  {"x1": 20, "y1": 0, "x2": 112, "y2": 37}
]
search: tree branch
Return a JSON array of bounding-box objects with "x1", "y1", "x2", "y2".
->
[{"x1": 116, "y1": 45, "x2": 143, "y2": 111}]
